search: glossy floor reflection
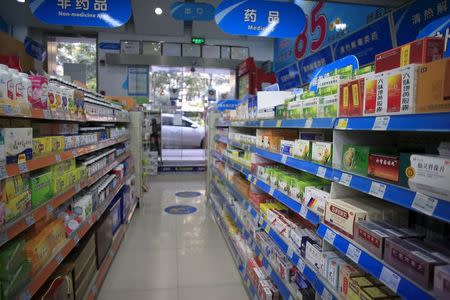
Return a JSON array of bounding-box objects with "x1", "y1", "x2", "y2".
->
[{"x1": 98, "y1": 173, "x2": 248, "y2": 300}]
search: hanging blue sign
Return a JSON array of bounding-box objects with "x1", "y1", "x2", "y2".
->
[
  {"x1": 332, "y1": 16, "x2": 393, "y2": 66},
  {"x1": 417, "y1": 16, "x2": 450, "y2": 58},
  {"x1": 263, "y1": 83, "x2": 280, "y2": 91},
  {"x1": 215, "y1": 0, "x2": 306, "y2": 38},
  {"x1": 171, "y1": 2, "x2": 215, "y2": 21},
  {"x1": 297, "y1": 46, "x2": 334, "y2": 85},
  {"x1": 24, "y1": 37, "x2": 46, "y2": 62},
  {"x1": 393, "y1": 0, "x2": 448, "y2": 46},
  {"x1": 29, "y1": 0, "x2": 132, "y2": 28},
  {"x1": 273, "y1": 1, "x2": 382, "y2": 70},
  {"x1": 217, "y1": 99, "x2": 241, "y2": 111},
  {"x1": 275, "y1": 64, "x2": 301, "y2": 90}
]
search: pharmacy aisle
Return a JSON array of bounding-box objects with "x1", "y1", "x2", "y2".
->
[{"x1": 98, "y1": 173, "x2": 248, "y2": 300}]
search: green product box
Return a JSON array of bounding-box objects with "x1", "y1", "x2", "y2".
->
[
  {"x1": 342, "y1": 145, "x2": 396, "y2": 175},
  {"x1": 269, "y1": 168, "x2": 279, "y2": 187},
  {"x1": 65, "y1": 169, "x2": 80, "y2": 187},
  {"x1": 30, "y1": 171, "x2": 54, "y2": 207},
  {"x1": 302, "y1": 97, "x2": 319, "y2": 118},
  {"x1": 51, "y1": 175, "x2": 67, "y2": 195},
  {"x1": 50, "y1": 158, "x2": 76, "y2": 177},
  {"x1": 278, "y1": 172, "x2": 294, "y2": 194},
  {"x1": 275, "y1": 105, "x2": 287, "y2": 119},
  {"x1": 288, "y1": 177, "x2": 320, "y2": 203},
  {"x1": 318, "y1": 94, "x2": 339, "y2": 117},
  {"x1": 0, "y1": 239, "x2": 26, "y2": 280},
  {"x1": 287, "y1": 100, "x2": 303, "y2": 119},
  {"x1": 355, "y1": 65, "x2": 374, "y2": 76},
  {"x1": 0, "y1": 261, "x2": 31, "y2": 300},
  {"x1": 300, "y1": 91, "x2": 316, "y2": 100},
  {"x1": 333, "y1": 65, "x2": 354, "y2": 78}
]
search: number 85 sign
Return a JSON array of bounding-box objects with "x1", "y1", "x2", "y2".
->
[{"x1": 295, "y1": 2, "x2": 327, "y2": 60}]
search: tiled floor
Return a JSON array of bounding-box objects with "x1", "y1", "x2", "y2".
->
[{"x1": 98, "y1": 173, "x2": 248, "y2": 300}]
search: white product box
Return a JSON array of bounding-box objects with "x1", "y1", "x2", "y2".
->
[
  {"x1": 280, "y1": 140, "x2": 294, "y2": 156},
  {"x1": 386, "y1": 64, "x2": 418, "y2": 114},
  {"x1": 304, "y1": 186, "x2": 330, "y2": 216},
  {"x1": 311, "y1": 141, "x2": 333, "y2": 165},
  {"x1": 319, "y1": 252, "x2": 339, "y2": 278},
  {"x1": 293, "y1": 139, "x2": 311, "y2": 160},
  {"x1": 305, "y1": 240, "x2": 322, "y2": 270},
  {"x1": 72, "y1": 194, "x2": 93, "y2": 220},
  {"x1": 327, "y1": 257, "x2": 346, "y2": 289},
  {"x1": 1, "y1": 128, "x2": 33, "y2": 164},
  {"x1": 256, "y1": 91, "x2": 292, "y2": 112},
  {"x1": 325, "y1": 198, "x2": 368, "y2": 238}
]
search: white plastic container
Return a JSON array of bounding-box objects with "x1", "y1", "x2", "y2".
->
[
  {"x1": 0, "y1": 64, "x2": 13, "y2": 100},
  {"x1": 18, "y1": 73, "x2": 32, "y2": 103},
  {"x1": 8, "y1": 68, "x2": 22, "y2": 101}
]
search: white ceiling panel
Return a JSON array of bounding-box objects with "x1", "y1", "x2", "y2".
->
[{"x1": 131, "y1": 0, "x2": 184, "y2": 36}]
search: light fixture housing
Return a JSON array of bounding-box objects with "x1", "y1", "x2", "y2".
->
[{"x1": 155, "y1": 7, "x2": 163, "y2": 15}]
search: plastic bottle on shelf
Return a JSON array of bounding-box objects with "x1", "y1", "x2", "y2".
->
[
  {"x1": 18, "y1": 73, "x2": 32, "y2": 103},
  {"x1": 8, "y1": 68, "x2": 22, "y2": 101},
  {"x1": 0, "y1": 64, "x2": 13, "y2": 100}
]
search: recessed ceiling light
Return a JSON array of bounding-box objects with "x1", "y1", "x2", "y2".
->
[
  {"x1": 155, "y1": 7, "x2": 163, "y2": 15},
  {"x1": 17, "y1": 0, "x2": 25, "y2": 3}
]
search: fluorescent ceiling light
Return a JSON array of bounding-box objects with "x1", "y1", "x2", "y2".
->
[
  {"x1": 155, "y1": 7, "x2": 163, "y2": 15},
  {"x1": 17, "y1": 0, "x2": 26, "y2": 3}
]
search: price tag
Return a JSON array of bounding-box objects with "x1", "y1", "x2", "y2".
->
[
  {"x1": 55, "y1": 254, "x2": 64, "y2": 264},
  {"x1": 304, "y1": 118, "x2": 313, "y2": 128},
  {"x1": 264, "y1": 224, "x2": 270, "y2": 233},
  {"x1": 75, "y1": 184, "x2": 81, "y2": 193},
  {"x1": 246, "y1": 279, "x2": 250, "y2": 288},
  {"x1": 412, "y1": 192, "x2": 438, "y2": 216},
  {"x1": 72, "y1": 149, "x2": 78, "y2": 156},
  {"x1": 0, "y1": 166, "x2": 7, "y2": 179},
  {"x1": 92, "y1": 286, "x2": 98, "y2": 295},
  {"x1": 287, "y1": 247, "x2": 294, "y2": 259},
  {"x1": 20, "y1": 290, "x2": 31, "y2": 300},
  {"x1": 55, "y1": 154, "x2": 62, "y2": 163},
  {"x1": 269, "y1": 187, "x2": 275, "y2": 196},
  {"x1": 74, "y1": 235, "x2": 80, "y2": 244},
  {"x1": 321, "y1": 288, "x2": 332, "y2": 300},
  {"x1": 379, "y1": 267, "x2": 401, "y2": 293},
  {"x1": 265, "y1": 265, "x2": 272, "y2": 275},
  {"x1": 25, "y1": 215, "x2": 35, "y2": 226},
  {"x1": 47, "y1": 204, "x2": 53, "y2": 214},
  {"x1": 88, "y1": 217, "x2": 93, "y2": 225},
  {"x1": 297, "y1": 259, "x2": 306, "y2": 273},
  {"x1": 276, "y1": 120, "x2": 282, "y2": 127},
  {"x1": 252, "y1": 177, "x2": 257, "y2": 185},
  {"x1": 18, "y1": 163, "x2": 28, "y2": 174},
  {"x1": 299, "y1": 205, "x2": 308, "y2": 219},
  {"x1": 336, "y1": 118, "x2": 348, "y2": 129},
  {"x1": 339, "y1": 173, "x2": 352, "y2": 187},
  {"x1": 247, "y1": 174, "x2": 252, "y2": 181},
  {"x1": 317, "y1": 166, "x2": 327, "y2": 178},
  {"x1": 372, "y1": 116, "x2": 390, "y2": 131},
  {"x1": 369, "y1": 182, "x2": 387, "y2": 199},
  {"x1": 346, "y1": 244, "x2": 362, "y2": 263},
  {"x1": 281, "y1": 155, "x2": 288, "y2": 164},
  {"x1": 259, "y1": 120, "x2": 264, "y2": 127},
  {"x1": 324, "y1": 229, "x2": 336, "y2": 245},
  {"x1": 247, "y1": 205, "x2": 252, "y2": 212}
]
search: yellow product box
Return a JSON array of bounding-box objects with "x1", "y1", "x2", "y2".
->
[
  {"x1": 43, "y1": 219, "x2": 66, "y2": 249},
  {"x1": 1, "y1": 174, "x2": 30, "y2": 202},
  {"x1": 50, "y1": 159, "x2": 76, "y2": 177},
  {"x1": 50, "y1": 136, "x2": 65, "y2": 154},
  {"x1": 51, "y1": 176, "x2": 67, "y2": 195},
  {"x1": 24, "y1": 230, "x2": 52, "y2": 274},
  {"x1": 65, "y1": 169, "x2": 80, "y2": 187},
  {"x1": 32, "y1": 137, "x2": 52, "y2": 158},
  {"x1": 348, "y1": 277, "x2": 375, "y2": 300},
  {"x1": 1, "y1": 191, "x2": 31, "y2": 225},
  {"x1": 359, "y1": 286, "x2": 391, "y2": 300},
  {"x1": 77, "y1": 165, "x2": 87, "y2": 180}
]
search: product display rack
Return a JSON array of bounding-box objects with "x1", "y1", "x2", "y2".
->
[
  {"x1": 208, "y1": 103, "x2": 450, "y2": 300},
  {"x1": 216, "y1": 135, "x2": 450, "y2": 222},
  {"x1": 0, "y1": 81, "x2": 137, "y2": 300}
]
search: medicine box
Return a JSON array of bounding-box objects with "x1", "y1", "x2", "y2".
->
[
  {"x1": 30, "y1": 170, "x2": 53, "y2": 207},
  {"x1": 416, "y1": 58, "x2": 450, "y2": 113},
  {"x1": 1, "y1": 128, "x2": 33, "y2": 164},
  {"x1": 293, "y1": 139, "x2": 311, "y2": 160},
  {"x1": 386, "y1": 65, "x2": 418, "y2": 114},
  {"x1": 364, "y1": 73, "x2": 387, "y2": 116},
  {"x1": 325, "y1": 198, "x2": 368, "y2": 238},
  {"x1": 311, "y1": 141, "x2": 332, "y2": 165},
  {"x1": 375, "y1": 37, "x2": 444, "y2": 73}
]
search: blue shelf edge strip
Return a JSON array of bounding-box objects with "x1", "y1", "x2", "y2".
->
[
  {"x1": 228, "y1": 113, "x2": 450, "y2": 132},
  {"x1": 211, "y1": 180, "x2": 295, "y2": 300},
  {"x1": 316, "y1": 223, "x2": 434, "y2": 300},
  {"x1": 212, "y1": 168, "x2": 340, "y2": 300},
  {"x1": 214, "y1": 140, "x2": 450, "y2": 223}
]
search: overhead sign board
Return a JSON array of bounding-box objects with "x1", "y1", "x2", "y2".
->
[
  {"x1": 171, "y1": 2, "x2": 215, "y2": 21},
  {"x1": 29, "y1": 0, "x2": 132, "y2": 28},
  {"x1": 215, "y1": 0, "x2": 306, "y2": 38}
]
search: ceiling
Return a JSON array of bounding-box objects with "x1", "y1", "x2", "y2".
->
[{"x1": 0, "y1": 0, "x2": 410, "y2": 37}]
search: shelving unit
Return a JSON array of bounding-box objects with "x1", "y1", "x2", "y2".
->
[
  {"x1": 0, "y1": 84, "x2": 137, "y2": 300},
  {"x1": 209, "y1": 104, "x2": 450, "y2": 300}
]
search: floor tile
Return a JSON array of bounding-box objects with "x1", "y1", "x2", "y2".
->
[
  {"x1": 178, "y1": 284, "x2": 248, "y2": 300},
  {"x1": 98, "y1": 288, "x2": 178, "y2": 300}
]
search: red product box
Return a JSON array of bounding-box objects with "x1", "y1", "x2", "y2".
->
[
  {"x1": 348, "y1": 78, "x2": 364, "y2": 116},
  {"x1": 28, "y1": 75, "x2": 48, "y2": 109},
  {"x1": 368, "y1": 154, "x2": 400, "y2": 182},
  {"x1": 375, "y1": 37, "x2": 444, "y2": 73}
]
